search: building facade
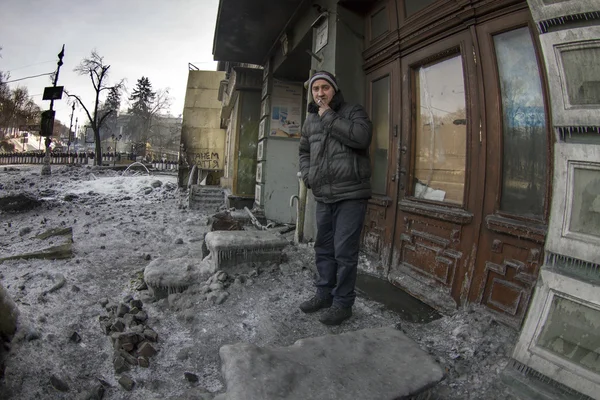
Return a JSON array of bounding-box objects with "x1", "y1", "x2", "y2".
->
[{"x1": 213, "y1": 1, "x2": 600, "y2": 396}]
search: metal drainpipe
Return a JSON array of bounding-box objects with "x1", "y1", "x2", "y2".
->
[
  {"x1": 293, "y1": 69, "x2": 316, "y2": 244},
  {"x1": 294, "y1": 172, "x2": 307, "y2": 244}
]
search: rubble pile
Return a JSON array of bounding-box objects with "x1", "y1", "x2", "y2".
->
[{"x1": 98, "y1": 296, "x2": 159, "y2": 392}]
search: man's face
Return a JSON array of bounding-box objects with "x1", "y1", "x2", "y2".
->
[{"x1": 311, "y1": 79, "x2": 335, "y2": 107}]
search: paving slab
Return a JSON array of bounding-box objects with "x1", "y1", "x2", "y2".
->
[
  {"x1": 204, "y1": 230, "x2": 289, "y2": 270},
  {"x1": 219, "y1": 326, "x2": 444, "y2": 400}
]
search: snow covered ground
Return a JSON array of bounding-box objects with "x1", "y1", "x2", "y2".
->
[{"x1": 0, "y1": 165, "x2": 520, "y2": 399}]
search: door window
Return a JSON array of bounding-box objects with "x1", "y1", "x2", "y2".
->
[
  {"x1": 413, "y1": 55, "x2": 467, "y2": 205},
  {"x1": 371, "y1": 75, "x2": 391, "y2": 195},
  {"x1": 494, "y1": 27, "x2": 547, "y2": 218},
  {"x1": 404, "y1": 0, "x2": 438, "y2": 18}
]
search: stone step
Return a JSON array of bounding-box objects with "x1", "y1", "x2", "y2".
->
[{"x1": 218, "y1": 327, "x2": 444, "y2": 400}]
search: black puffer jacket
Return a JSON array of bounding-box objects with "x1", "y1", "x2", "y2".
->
[{"x1": 299, "y1": 93, "x2": 372, "y2": 203}]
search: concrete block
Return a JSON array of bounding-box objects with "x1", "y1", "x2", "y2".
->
[{"x1": 204, "y1": 230, "x2": 289, "y2": 270}]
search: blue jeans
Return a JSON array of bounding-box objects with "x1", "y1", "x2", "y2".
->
[{"x1": 314, "y1": 199, "x2": 367, "y2": 308}]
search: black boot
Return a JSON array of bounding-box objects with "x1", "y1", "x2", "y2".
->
[
  {"x1": 299, "y1": 295, "x2": 333, "y2": 313},
  {"x1": 319, "y1": 305, "x2": 352, "y2": 325}
]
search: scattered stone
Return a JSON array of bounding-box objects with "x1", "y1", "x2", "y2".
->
[
  {"x1": 144, "y1": 254, "x2": 152, "y2": 261},
  {"x1": 63, "y1": 193, "x2": 79, "y2": 202},
  {"x1": 151, "y1": 180, "x2": 163, "y2": 188},
  {"x1": 206, "y1": 292, "x2": 219, "y2": 303},
  {"x1": 143, "y1": 328, "x2": 158, "y2": 342},
  {"x1": 113, "y1": 355, "x2": 129, "y2": 373},
  {"x1": 123, "y1": 314, "x2": 137, "y2": 327},
  {"x1": 19, "y1": 227, "x2": 32, "y2": 236},
  {"x1": 50, "y1": 374, "x2": 70, "y2": 392},
  {"x1": 120, "y1": 350, "x2": 138, "y2": 366},
  {"x1": 209, "y1": 282, "x2": 224, "y2": 291},
  {"x1": 26, "y1": 328, "x2": 41, "y2": 341},
  {"x1": 111, "y1": 319, "x2": 126, "y2": 333},
  {"x1": 216, "y1": 292, "x2": 229, "y2": 305},
  {"x1": 116, "y1": 303, "x2": 130, "y2": 317},
  {"x1": 71, "y1": 285, "x2": 80, "y2": 292},
  {"x1": 217, "y1": 271, "x2": 228, "y2": 282},
  {"x1": 118, "y1": 374, "x2": 135, "y2": 391},
  {"x1": 84, "y1": 383, "x2": 105, "y2": 400},
  {"x1": 136, "y1": 281, "x2": 148, "y2": 291},
  {"x1": 130, "y1": 299, "x2": 143, "y2": 310},
  {"x1": 137, "y1": 342, "x2": 157, "y2": 358},
  {"x1": 184, "y1": 372, "x2": 199, "y2": 383},
  {"x1": 143, "y1": 188, "x2": 153, "y2": 195},
  {"x1": 46, "y1": 273, "x2": 66, "y2": 293},
  {"x1": 175, "y1": 238, "x2": 184, "y2": 244},
  {"x1": 134, "y1": 311, "x2": 148, "y2": 322},
  {"x1": 69, "y1": 331, "x2": 82, "y2": 343},
  {"x1": 138, "y1": 356, "x2": 149, "y2": 368}
]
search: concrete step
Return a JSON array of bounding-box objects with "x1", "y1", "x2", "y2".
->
[
  {"x1": 189, "y1": 184, "x2": 225, "y2": 210},
  {"x1": 218, "y1": 326, "x2": 444, "y2": 400}
]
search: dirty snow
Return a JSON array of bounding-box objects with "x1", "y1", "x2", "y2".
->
[{"x1": 0, "y1": 165, "x2": 519, "y2": 399}]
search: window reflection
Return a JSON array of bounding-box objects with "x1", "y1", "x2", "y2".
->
[
  {"x1": 494, "y1": 28, "x2": 547, "y2": 218},
  {"x1": 569, "y1": 166, "x2": 600, "y2": 238},
  {"x1": 560, "y1": 46, "x2": 600, "y2": 106},
  {"x1": 404, "y1": 0, "x2": 438, "y2": 18},
  {"x1": 414, "y1": 55, "x2": 467, "y2": 205},
  {"x1": 537, "y1": 296, "x2": 600, "y2": 374},
  {"x1": 371, "y1": 75, "x2": 390, "y2": 195},
  {"x1": 371, "y1": 7, "x2": 388, "y2": 40}
]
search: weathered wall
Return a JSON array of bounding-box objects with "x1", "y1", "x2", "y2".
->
[{"x1": 181, "y1": 71, "x2": 227, "y2": 175}]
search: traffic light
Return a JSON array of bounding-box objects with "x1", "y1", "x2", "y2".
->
[{"x1": 40, "y1": 110, "x2": 55, "y2": 137}]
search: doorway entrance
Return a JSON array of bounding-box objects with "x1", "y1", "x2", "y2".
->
[{"x1": 375, "y1": 8, "x2": 551, "y2": 328}]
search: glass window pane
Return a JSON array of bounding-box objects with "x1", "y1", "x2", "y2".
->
[
  {"x1": 404, "y1": 0, "x2": 438, "y2": 18},
  {"x1": 371, "y1": 75, "x2": 390, "y2": 195},
  {"x1": 371, "y1": 7, "x2": 388, "y2": 40},
  {"x1": 569, "y1": 166, "x2": 600, "y2": 238},
  {"x1": 537, "y1": 296, "x2": 600, "y2": 374},
  {"x1": 414, "y1": 55, "x2": 467, "y2": 205},
  {"x1": 494, "y1": 28, "x2": 547, "y2": 218},
  {"x1": 560, "y1": 46, "x2": 600, "y2": 106}
]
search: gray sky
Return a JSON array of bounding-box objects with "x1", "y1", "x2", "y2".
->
[{"x1": 0, "y1": 0, "x2": 219, "y2": 126}]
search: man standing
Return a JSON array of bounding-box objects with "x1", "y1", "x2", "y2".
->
[{"x1": 298, "y1": 71, "x2": 372, "y2": 325}]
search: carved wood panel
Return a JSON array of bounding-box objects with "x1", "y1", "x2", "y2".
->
[
  {"x1": 397, "y1": 215, "x2": 464, "y2": 288},
  {"x1": 476, "y1": 236, "x2": 542, "y2": 327}
]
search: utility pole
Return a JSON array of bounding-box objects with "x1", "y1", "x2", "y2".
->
[
  {"x1": 67, "y1": 102, "x2": 75, "y2": 154},
  {"x1": 41, "y1": 45, "x2": 65, "y2": 176}
]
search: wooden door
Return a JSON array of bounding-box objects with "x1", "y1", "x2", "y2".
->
[
  {"x1": 362, "y1": 61, "x2": 401, "y2": 271},
  {"x1": 469, "y1": 10, "x2": 552, "y2": 328},
  {"x1": 390, "y1": 30, "x2": 484, "y2": 313}
]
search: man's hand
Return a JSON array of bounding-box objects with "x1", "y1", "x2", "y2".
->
[{"x1": 316, "y1": 98, "x2": 331, "y2": 116}]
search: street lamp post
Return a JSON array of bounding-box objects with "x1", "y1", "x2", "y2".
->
[
  {"x1": 41, "y1": 45, "x2": 65, "y2": 176},
  {"x1": 111, "y1": 134, "x2": 121, "y2": 166}
]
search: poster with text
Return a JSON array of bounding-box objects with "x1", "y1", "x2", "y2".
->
[{"x1": 270, "y1": 79, "x2": 303, "y2": 139}]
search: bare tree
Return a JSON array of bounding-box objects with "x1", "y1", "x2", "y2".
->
[{"x1": 67, "y1": 50, "x2": 123, "y2": 165}]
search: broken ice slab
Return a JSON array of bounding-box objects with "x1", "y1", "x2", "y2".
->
[
  {"x1": 219, "y1": 327, "x2": 444, "y2": 400},
  {"x1": 204, "y1": 230, "x2": 289, "y2": 270},
  {"x1": 0, "y1": 227, "x2": 73, "y2": 263}
]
